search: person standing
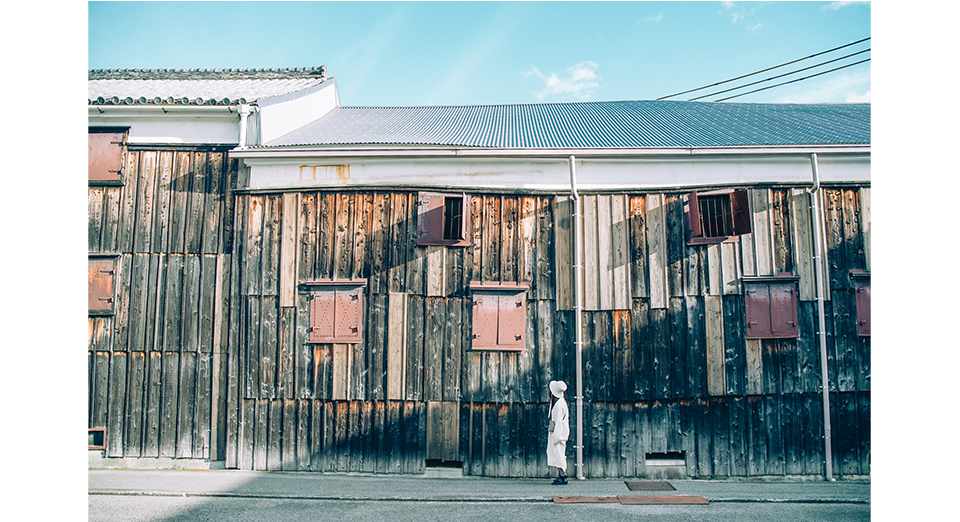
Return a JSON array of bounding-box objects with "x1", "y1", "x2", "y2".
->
[{"x1": 547, "y1": 380, "x2": 569, "y2": 485}]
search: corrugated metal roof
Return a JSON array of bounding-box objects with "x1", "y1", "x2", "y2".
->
[
  {"x1": 262, "y1": 100, "x2": 870, "y2": 149},
  {"x1": 88, "y1": 67, "x2": 328, "y2": 106}
]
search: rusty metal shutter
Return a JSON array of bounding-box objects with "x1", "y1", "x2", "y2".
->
[
  {"x1": 89, "y1": 129, "x2": 126, "y2": 183},
  {"x1": 684, "y1": 191, "x2": 702, "y2": 242},
  {"x1": 471, "y1": 293, "x2": 501, "y2": 349},
  {"x1": 334, "y1": 286, "x2": 363, "y2": 342},
  {"x1": 309, "y1": 290, "x2": 337, "y2": 342},
  {"x1": 89, "y1": 256, "x2": 116, "y2": 314},
  {"x1": 769, "y1": 282, "x2": 799, "y2": 338},
  {"x1": 417, "y1": 192, "x2": 472, "y2": 247},
  {"x1": 745, "y1": 278, "x2": 799, "y2": 339},
  {"x1": 730, "y1": 189, "x2": 752, "y2": 236},
  {"x1": 855, "y1": 280, "x2": 871, "y2": 336},
  {"x1": 417, "y1": 192, "x2": 446, "y2": 245},
  {"x1": 497, "y1": 292, "x2": 526, "y2": 349},
  {"x1": 745, "y1": 283, "x2": 772, "y2": 339}
]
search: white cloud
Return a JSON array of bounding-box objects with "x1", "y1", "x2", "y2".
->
[
  {"x1": 640, "y1": 13, "x2": 664, "y2": 23},
  {"x1": 823, "y1": 1, "x2": 869, "y2": 10},
  {"x1": 846, "y1": 90, "x2": 871, "y2": 103},
  {"x1": 522, "y1": 61, "x2": 601, "y2": 100},
  {"x1": 774, "y1": 70, "x2": 871, "y2": 103}
]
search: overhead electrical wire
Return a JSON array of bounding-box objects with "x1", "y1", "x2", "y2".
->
[
  {"x1": 656, "y1": 36, "x2": 871, "y2": 101},
  {"x1": 688, "y1": 48, "x2": 870, "y2": 101},
  {"x1": 712, "y1": 58, "x2": 870, "y2": 102}
]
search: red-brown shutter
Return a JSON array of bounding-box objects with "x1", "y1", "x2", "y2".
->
[
  {"x1": 417, "y1": 192, "x2": 446, "y2": 245},
  {"x1": 769, "y1": 282, "x2": 799, "y2": 338},
  {"x1": 88, "y1": 257, "x2": 116, "y2": 314},
  {"x1": 744, "y1": 283, "x2": 772, "y2": 339},
  {"x1": 472, "y1": 294, "x2": 501, "y2": 349},
  {"x1": 730, "y1": 189, "x2": 752, "y2": 236},
  {"x1": 309, "y1": 289, "x2": 336, "y2": 342},
  {"x1": 89, "y1": 130, "x2": 126, "y2": 183},
  {"x1": 684, "y1": 191, "x2": 703, "y2": 242},
  {"x1": 497, "y1": 292, "x2": 527, "y2": 350},
  {"x1": 855, "y1": 280, "x2": 871, "y2": 336},
  {"x1": 334, "y1": 287, "x2": 363, "y2": 342}
]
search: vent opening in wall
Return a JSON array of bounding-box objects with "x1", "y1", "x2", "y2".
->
[
  {"x1": 645, "y1": 451, "x2": 686, "y2": 466},
  {"x1": 89, "y1": 428, "x2": 105, "y2": 450}
]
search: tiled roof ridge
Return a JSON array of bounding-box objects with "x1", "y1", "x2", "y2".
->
[{"x1": 89, "y1": 66, "x2": 327, "y2": 81}]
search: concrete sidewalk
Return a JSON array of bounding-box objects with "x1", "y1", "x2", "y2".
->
[{"x1": 88, "y1": 469, "x2": 870, "y2": 505}]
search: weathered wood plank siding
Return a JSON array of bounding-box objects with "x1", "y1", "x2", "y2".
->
[
  {"x1": 93, "y1": 173, "x2": 869, "y2": 478},
  {"x1": 88, "y1": 147, "x2": 237, "y2": 463}
]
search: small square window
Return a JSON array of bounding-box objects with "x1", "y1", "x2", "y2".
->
[
  {"x1": 417, "y1": 192, "x2": 472, "y2": 246},
  {"x1": 684, "y1": 189, "x2": 751, "y2": 244},
  {"x1": 303, "y1": 279, "x2": 366, "y2": 343},
  {"x1": 89, "y1": 127, "x2": 128, "y2": 184},
  {"x1": 89, "y1": 254, "x2": 119, "y2": 316},
  {"x1": 470, "y1": 282, "x2": 528, "y2": 351},
  {"x1": 744, "y1": 276, "x2": 799, "y2": 339}
]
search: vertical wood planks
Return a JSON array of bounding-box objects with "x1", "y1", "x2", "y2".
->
[
  {"x1": 646, "y1": 194, "x2": 668, "y2": 309},
  {"x1": 553, "y1": 195, "x2": 573, "y2": 309},
  {"x1": 704, "y1": 295, "x2": 725, "y2": 396},
  {"x1": 279, "y1": 193, "x2": 299, "y2": 307},
  {"x1": 860, "y1": 188, "x2": 871, "y2": 271}
]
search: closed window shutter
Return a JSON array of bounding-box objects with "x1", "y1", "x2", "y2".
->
[
  {"x1": 855, "y1": 280, "x2": 871, "y2": 336},
  {"x1": 88, "y1": 257, "x2": 116, "y2": 314},
  {"x1": 334, "y1": 287, "x2": 363, "y2": 342},
  {"x1": 745, "y1": 284, "x2": 772, "y2": 339},
  {"x1": 472, "y1": 294, "x2": 500, "y2": 349},
  {"x1": 769, "y1": 282, "x2": 799, "y2": 338},
  {"x1": 89, "y1": 130, "x2": 126, "y2": 183},
  {"x1": 309, "y1": 290, "x2": 336, "y2": 342},
  {"x1": 497, "y1": 292, "x2": 526, "y2": 349}
]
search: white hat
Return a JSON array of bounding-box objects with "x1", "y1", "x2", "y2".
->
[{"x1": 549, "y1": 380, "x2": 567, "y2": 398}]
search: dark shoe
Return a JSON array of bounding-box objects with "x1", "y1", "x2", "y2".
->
[{"x1": 552, "y1": 476, "x2": 568, "y2": 485}]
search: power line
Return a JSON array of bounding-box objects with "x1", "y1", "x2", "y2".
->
[
  {"x1": 688, "y1": 48, "x2": 870, "y2": 101},
  {"x1": 656, "y1": 37, "x2": 870, "y2": 101},
  {"x1": 712, "y1": 58, "x2": 870, "y2": 102}
]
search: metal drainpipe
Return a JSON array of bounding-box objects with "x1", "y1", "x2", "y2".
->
[
  {"x1": 569, "y1": 155, "x2": 585, "y2": 480},
  {"x1": 808, "y1": 153, "x2": 835, "y2": 482}
]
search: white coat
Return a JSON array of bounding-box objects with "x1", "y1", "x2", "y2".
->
[{"x1": 546, "y1": 396, "x2": 569, "y2": 469}]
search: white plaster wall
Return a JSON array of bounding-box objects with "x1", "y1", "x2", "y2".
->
[
  {"x1": 89, "y1": 113, "x2": 240, "y2": 145},
  {"x1": 244, "y1": 154, "x2": 870, "y2": 191},
  {"x1": 257, "y1": 81, "x2": 339, "y2": 145}
]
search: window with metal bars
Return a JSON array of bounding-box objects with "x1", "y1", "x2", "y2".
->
[
  {"x1": 417, "y1": 192, "x2": 472, "y2": 246},
  {"x1": 684, "y1": 189, "x2": 752, "y2": 244}
]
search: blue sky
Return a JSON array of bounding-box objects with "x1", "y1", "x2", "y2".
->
[{"x1": 88, "y1": 1, "x2": 871, "y2": 106}]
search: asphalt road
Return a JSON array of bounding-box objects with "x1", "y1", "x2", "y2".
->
[
  {"x1": 89, "y1": 495, "x2": 870, "y2": 522},
  {"x1": 88, "y1": 469, "x2": 871, "y2": 521}
]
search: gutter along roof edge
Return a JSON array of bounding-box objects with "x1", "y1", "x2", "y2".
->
[{"x1": 230, "y1": 144, "x2": 871, "y2": 159}]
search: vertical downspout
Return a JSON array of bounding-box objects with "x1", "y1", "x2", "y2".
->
[
  {"x1": 238, "y1": 103, "x2": 251, "y2": 149},
  {"x1": 569, "y1": 155, "x2": 585, "y2": 480},
  {"x1": 809, "y1": 153, "x2": 835, "y2": 482}
]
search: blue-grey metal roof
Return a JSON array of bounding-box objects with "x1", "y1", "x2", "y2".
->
[{"x1": 262, "y1": 100, "x2": 869, "y2": 149}]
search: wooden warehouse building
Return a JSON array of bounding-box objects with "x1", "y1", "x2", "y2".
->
[{"x1": 88, "y1": 67, "x2": 870, "y2": 480}]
